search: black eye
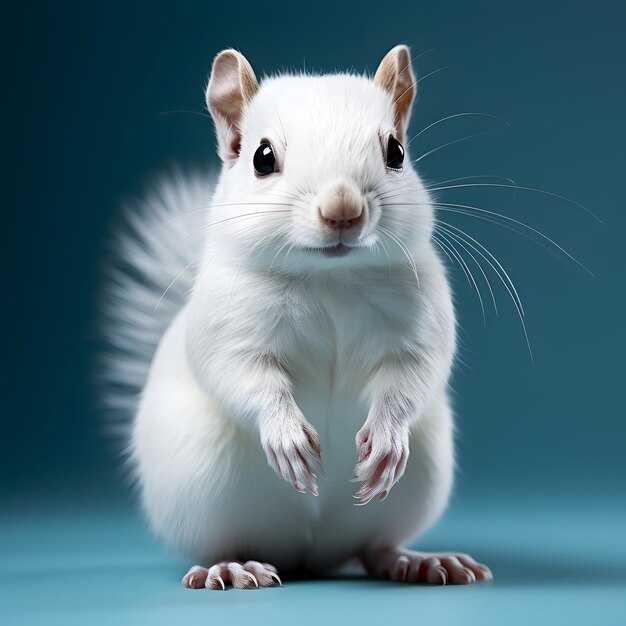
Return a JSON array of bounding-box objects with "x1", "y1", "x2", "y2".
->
[
  {"x1": 386, "y1": 136, "x2": 404, "y2": 170},
  {"x1": 253, "y1": 142, "x2": 279, "y2": 176}
]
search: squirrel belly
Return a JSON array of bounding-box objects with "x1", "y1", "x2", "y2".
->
[{"x1": 133, "y1": 259, "x2": 455, "y2": 572}]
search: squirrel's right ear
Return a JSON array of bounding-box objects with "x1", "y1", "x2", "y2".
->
[{"x1": 206, "y1": 49, "x2": 259, "y2": 162}]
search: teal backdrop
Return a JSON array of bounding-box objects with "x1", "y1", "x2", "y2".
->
[{"x1": 2, "y1": 2, "x2": 625, "y2": 625}]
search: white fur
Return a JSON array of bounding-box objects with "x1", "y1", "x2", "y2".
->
[
  {"x1": 104, "y1": 66, "x2": 457, "y2": 572},
  {"x1": 100, "y1": 171, "x2": 212, "y2": 439}
]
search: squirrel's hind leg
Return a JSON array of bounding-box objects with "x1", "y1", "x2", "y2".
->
[
  {"x1": 182, "y1": 561, "x2": 282, "y2": 590},
  {"x1": 361, "y1": 547, "x2": 492, "y2": 585}
]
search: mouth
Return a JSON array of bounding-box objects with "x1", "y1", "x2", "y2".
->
[
  {"x1": 300, "y1": 242, "x2": 358, "y2": 258},
  {"x1": 321, "y1": 243, "x2": 351, "y2": 258}
]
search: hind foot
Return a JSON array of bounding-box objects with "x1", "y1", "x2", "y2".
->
[
  {"x1": 362, "y1": 548, "x2": 492, "y2": 585},
  {"x1": 182, "y1": 561, "x2": 282, "y2": 590}
]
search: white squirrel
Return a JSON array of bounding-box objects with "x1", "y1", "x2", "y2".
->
[{"x1": 102, "y1": 45, "x2": 493, "y2": 589}]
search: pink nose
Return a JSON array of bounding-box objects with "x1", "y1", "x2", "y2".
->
[
  {"x1": 318, "y1": 181, "x2": 364, "y2": 230},
  {"x1": 324, "y1": 215, "x2": 362, "y2": 229}
]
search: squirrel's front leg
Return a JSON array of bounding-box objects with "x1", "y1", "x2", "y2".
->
[
  {"x1": 353, "y1": 349, "x2": 449, "y2": 505},
  {"x1": 353, "y1": 391, "x2": 411, "y2": 505},
  {"x1": 258, "y1": 389, "x2": 323, "y2": 495},
  {"x1": 189, "y1": 342, "x2": 323, "y2": 495}
]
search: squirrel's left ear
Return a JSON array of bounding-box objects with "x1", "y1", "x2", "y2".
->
[
  {"x1": 374, "y1": 45, "x2": 415, "y2": 144},
  {"x1": 206, "y1": 49, "x2": 259, "y2": 162}
]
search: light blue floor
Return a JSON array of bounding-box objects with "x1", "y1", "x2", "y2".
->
[{"x1": 2, "y1": 492, "x2": 625, "y2": 626}]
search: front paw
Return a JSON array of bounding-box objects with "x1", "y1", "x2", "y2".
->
[
  {"x1": 260, "y1": 414, "x2": 323, "y2": 495},
  {"x1": 353, "y1": 419, "x2": 409, "y2": 505}
]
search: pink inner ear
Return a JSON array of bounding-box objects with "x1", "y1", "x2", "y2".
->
[
  {"x1": 206, "y1": 51, "x2": 259, "y2": 162},
  {"x1": 230, "y1": 132, "x2": 242, "y2": 157},
  {"x1": 374, "y1": 46, "x2": 416, "y2": 142}
]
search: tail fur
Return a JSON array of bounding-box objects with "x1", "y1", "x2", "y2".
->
[{"x1": 99, "y1": 169, "x2": 214, "y2": 436}]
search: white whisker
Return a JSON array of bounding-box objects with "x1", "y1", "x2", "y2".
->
[
  {"x1": 413, "y1": 128, "x2": 505, "y2": 165},
  {"x1": 436, "y1": 222, "x2": 533, "y2": 361},
  {"x1": 381, "y1": 199, "x2": 592, "y2": 276},
  {"x1": 425, "y1": 174, "x2": 517, "y2": 188},
  {"x1": 436, "y1": 227, "x2": 497, "y2": 315},
  {"x1": 378, "y1": 226, "x2": 420, "y2": 291},
  {"x1": 407, "y1": 112, "x2": 509, "y2": 148},
  {"x1": 427, "y1": 183, "x2": 601, "y2": 222},
  {"x1": 432, "y1": 202, "x2": 592, "y2": 275},
  {"x1": 435, "y1": 229, "x2": 486, "y2": 322},
  {"x1": 162, "y1": 201, "x2": 294, "y2": 224}
]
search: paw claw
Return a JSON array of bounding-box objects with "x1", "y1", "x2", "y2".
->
[
  {"x1": 479, "y1": 566, "x2": 493, "y2": 581},
  {"x1": 352, "y1": 419, "x2": 409, "y2": 503},
  {"x1": 433, "y1": 566, "x2": 448, "y2": 585},
  {"x1": 189, "y1": 562, "x2": 280, "y2": 590},
  {"x1": 182, "y1": 565, "x2": 209, "y2": 589},
  {"x1": 261, "y1": 414, "x2": 323, "y2": 494},
  {"x1": 243, "y1": 571, "x2": 259, "y2": 588},
  {"x1": 363, "y1": 550, "x2": 491, "y2": 586}
]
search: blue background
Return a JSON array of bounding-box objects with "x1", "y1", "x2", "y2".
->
[{"x1": 2, "y1": 1, "x2": 625, "y2": 624}]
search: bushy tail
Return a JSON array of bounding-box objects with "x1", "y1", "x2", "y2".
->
[{"x1": 99, "y1": 169, "x2": 214, "y2": 436}]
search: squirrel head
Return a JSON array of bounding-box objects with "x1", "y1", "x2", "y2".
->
[{"x1": 204, "y1": 46, "x2": 433, "y2": 272}]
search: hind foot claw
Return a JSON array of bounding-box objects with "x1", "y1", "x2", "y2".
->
[
  {"x1": 362, "y1": 548, "x2": 492, "y2": 585},
  {"x1": 182, "y1": 561, "x2": 281, "y2": 590}
]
